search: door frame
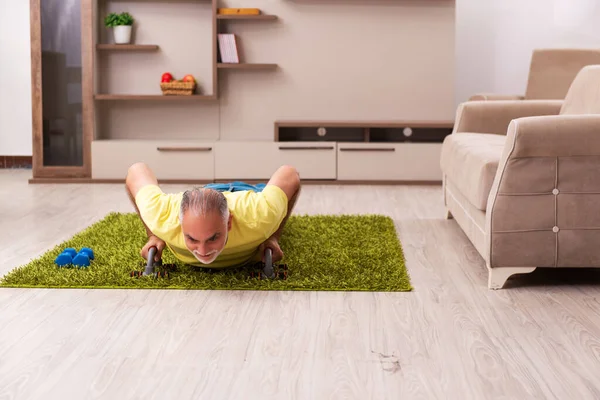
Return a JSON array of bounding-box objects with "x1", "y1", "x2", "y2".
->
[{"x1": 30, "y1": 0, "x2": 93, "y2": 179}]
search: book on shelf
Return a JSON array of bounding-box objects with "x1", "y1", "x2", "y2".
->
[{"x1": 217, "y1": 34, "x2": 239, "y2": 64}]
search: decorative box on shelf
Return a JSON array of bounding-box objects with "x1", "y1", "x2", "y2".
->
[
  {"x1": 217, "y1": 8, "x2": 261, "y2": 15},
  {"x1": 160, "y1": 81, "x2": 196, "y2": 96}
]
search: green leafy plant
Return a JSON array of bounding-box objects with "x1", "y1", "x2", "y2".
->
[{"x1": 104, "y1": 12, "x2": 134, "y2": 27}]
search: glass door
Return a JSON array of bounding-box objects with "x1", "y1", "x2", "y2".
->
[{"x1": 31, "y1": 0, "x2": 92, "y2": 178}]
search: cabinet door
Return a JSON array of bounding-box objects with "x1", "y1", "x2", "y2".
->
[
  {"x1": 214, "y1": 142, "x2": 337, "y2": 180},
  {"x1": 337, "y1": 143, "x2": 443, "y2": 181},
  {"x1": 92, "y1": 140, "x2": 215, "y2": 180},
  {"x1": 31, "y1": 0, "x2": 93, "y2": 178}
]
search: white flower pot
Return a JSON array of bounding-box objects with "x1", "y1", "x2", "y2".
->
[{"x1": 113, "y1": 25, "x2": 132, "y2": 44}]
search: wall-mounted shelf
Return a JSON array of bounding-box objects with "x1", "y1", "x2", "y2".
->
[
  {"x1": 94, "y1": 94, "x2": 217, "y2": 101},
  {"x1": 216, "y1": 9, "x2": 278, "y2": 75},
  {"x1": 96, "y1": 44, "x2": 160, "y2": 51},
  {"x1": 217, "y1": 63, "x2": 277, "y2": 70},
  {"x1": 217, "y1": 14, "x2": 277, "y2": 20}
]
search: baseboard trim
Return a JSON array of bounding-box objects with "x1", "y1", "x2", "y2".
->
[
  {"x1": 0, "y1": 156, "x2": 33, "y2": 169},
  {"x1": 28, "y1": 177, "x2": 442, "y2": 185}
]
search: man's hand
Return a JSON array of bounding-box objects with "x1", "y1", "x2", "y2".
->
[
  {"x1": 259, "y1": 237, "x2": 284, "y2": 263},
  {"x1": 141, "y1": 235, "x2": 166, "y2": 262}
]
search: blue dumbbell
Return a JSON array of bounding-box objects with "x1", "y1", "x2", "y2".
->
[
  {"x1": 78, "y1": 247, "x2": 95, "y2": 260},
  {"x1": 55, "y1": 252, "x2": 73, "y2": 267},
  {"x1": 62, "y1": 248, "x2": 77, "y2": 258},
  {"x1": 73, "y1": 253, "x2": 90, "y2": 268}
]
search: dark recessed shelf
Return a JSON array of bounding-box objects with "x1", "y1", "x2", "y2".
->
[
  {"x1": 96, "y1": 44, "x2": 159, "y2": 51},
  {"x1": 275, "y1": 121, "x2": 454, "y2": 143},
  {"x1": 370, "y1": 127, "x2": 453, "y2": 143},
  {"x1": 278, "y1": 127, "x2": 365, "y2": 142}
]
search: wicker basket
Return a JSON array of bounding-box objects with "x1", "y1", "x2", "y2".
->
[{"x1": 160, "y1": 81, "x2": 196, "y2": 96}]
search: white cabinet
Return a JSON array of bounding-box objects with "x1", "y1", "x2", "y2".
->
[
  {"x1": 336, "y1": 143, "x2": 443, "y2": 181},
  {"x1": 214, "y1": 141, "x2": 337, "y2": 180},
  {"x1": 91, "y1": 140, "x2": 215, "y2": 180},
  {"x1": 90, "y1": 139, "x2": 444, "y2": 182}
]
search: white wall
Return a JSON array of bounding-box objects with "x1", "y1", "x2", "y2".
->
[
  {"x1": 456, "y1": 0, "x2": 600, "y2": 106},
  {"x1": 0, "y1": 1, "x2": 33, "y2": 156}
]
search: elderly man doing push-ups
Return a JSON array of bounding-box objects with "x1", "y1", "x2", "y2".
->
[{"x1": 125, "y1": 163, "x2": 301, "y2": 268}]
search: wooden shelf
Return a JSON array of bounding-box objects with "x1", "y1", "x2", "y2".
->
[
  {"x1": 218, "y1": 63, "x2": 278, "y2": 70},
  {"x1": 96, "y1": 44, "x2": 159, "y2": 51},
  {"x1": 217, "y1": 14, "x2": 277, "y2": 20},
  {"x1": 94, "y1": 94, "x2": 217, "y2": 101}
]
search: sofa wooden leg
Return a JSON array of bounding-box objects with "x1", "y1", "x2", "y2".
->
[
  {"x1": 488, "y1": 267, "x2": 537, "y2": 290},
  {"x1": 445, "y1": 209, "x2": 453, "y2": 219}
]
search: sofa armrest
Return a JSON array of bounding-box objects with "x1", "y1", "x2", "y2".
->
[
  {"x1": 453, "y1": 100, "x2": 563, "y2": 135},
  {"x1": 503, "y1": 115, "x2": 600, "y2": 157},
  {"x1": 486, "y1": 115, "x2": 600, "y2": 269},
  {"x1": 468, "y1": 93, "x2": 525, "y2": 101}
]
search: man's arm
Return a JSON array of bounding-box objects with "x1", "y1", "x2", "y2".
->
[
  {"x1": 265, "y1": 165, "x2": 301, "y2": 242},
  {"x1": 125, "y1": 162, "x2": 158, "y2": 238},
  {"x1": 125, "y1": 162, "x2": 168, "y2": 262}
]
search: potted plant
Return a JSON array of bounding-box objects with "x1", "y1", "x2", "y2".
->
[{"x1": 104, "y1": 12, "x2": 134, "y2": 44}]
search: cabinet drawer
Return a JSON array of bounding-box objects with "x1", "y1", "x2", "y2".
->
[
  {"x1": 214, "y1": 142, "x2": 337, "y2": 180},
  {"x1": 92, "y1": 140, "x2": 215, "y2": 180},
  {"x1": 337, "y1": 143, "x2": 442, "y2": 181}
]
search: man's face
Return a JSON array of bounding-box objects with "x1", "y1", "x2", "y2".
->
[{"x1": 181, "y1": 210, "x2": 231, "y2": 264}]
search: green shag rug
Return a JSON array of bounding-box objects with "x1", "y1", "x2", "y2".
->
[{"x1": 0, "y1": 212, "x2": 412, "y2": 292}]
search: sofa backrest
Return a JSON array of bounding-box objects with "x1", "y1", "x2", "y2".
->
[
  {"x1": 525, "y1": 48, "x2": 600, "y2": 100},
  {"x1": 560, "y1": 65, "x2": 600, "y2": 115}
]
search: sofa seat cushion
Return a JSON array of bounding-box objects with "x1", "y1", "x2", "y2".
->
[{"x1": 440, "y1": 133, "x2": 506, "y2": 211}]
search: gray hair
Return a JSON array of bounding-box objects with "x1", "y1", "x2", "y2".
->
[{"x1": 180, "y1": 187, "x2": 229, "y2": 224}]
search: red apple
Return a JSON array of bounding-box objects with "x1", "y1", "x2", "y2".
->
[
  {"x1": 161, "y1": 72, "x2": 173, "y2": 82},
  {"x1": 182, "y1": 74, "x2": 196, "y2": 83}
]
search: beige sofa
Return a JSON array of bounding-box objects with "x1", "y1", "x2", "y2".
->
[
  {"x1": 441, "y1": 65, "x2": 600, "y2": 289},
  {"x1": 469, "y1": 48, "x2": 600, "y2": 101}
]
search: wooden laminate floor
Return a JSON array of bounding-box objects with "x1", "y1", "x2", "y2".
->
[{"x1": 2, "y1": 169, "x2": 600, "y2": 400}]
